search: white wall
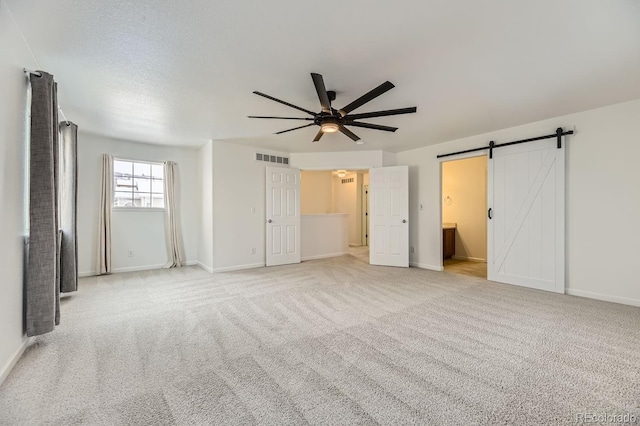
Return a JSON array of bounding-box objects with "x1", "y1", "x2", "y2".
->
[
  {"x1": 382, "y1": 151, "x2": 397, "y2": 166},
  {"x1": 300, "y1": 170, "x2": 333, "y2": 214},
  {"x1": 442, "y1": 156, "x2": 487, "y2": 261},
  {"x1": 77, "y1": 132, "x2": 199, "y2": 275},
  {"x1": 333, "y1": 172, "x2": 362, "y2": 245},
  {"x1": 291, "y1": 150, "x2": 388, "y2": 170},
  {"x1": 397, "y1": 98, "x2": 640, "y2": 307},
  {"x1": 197, "y1": 141, "x2": 213, "y2": 272},
  {"x1": 211, "y1": 141, "x2": 289, "y2": 272},
  {"x1": 301, "y1": 214, "x2": 349, "y2": 260},
  {"x1": 0, "y1": 0, "x2": 35, "y2": 383}
]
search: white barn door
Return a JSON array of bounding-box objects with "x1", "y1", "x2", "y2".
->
[
  {"x1": 488, "y1": 138, "x2": 565, "y2": 293},
  {"x1": 369, "y1": 166, "x2": 409, "y2": 267},
  {"x1": 266, "y1": 167, "x2": 300, "y2": 266}
]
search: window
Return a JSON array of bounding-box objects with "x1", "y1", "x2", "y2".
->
[{"x1": 113, "y1": 159, "x2": 165, "y2": 208}]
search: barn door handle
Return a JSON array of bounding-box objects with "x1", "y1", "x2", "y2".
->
[
  {"x1": 268, "y1": 219, "x2": 273, "y2": 223},
  {"x1": 488, "y1": 208, "x2": 493, "y2": 219}
]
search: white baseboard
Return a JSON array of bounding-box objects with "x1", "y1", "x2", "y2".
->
[
  {"x1": 112, "y1": 263, "x2": 167, "y2": 274},
  {"x1": 302, "y1": 252, "x2": 348, "y2": 261},
  {"x1": 79, "y1": 260, "x2": 199, "y2": 277},
  {"x1": 212, "y1": 262, "x2": 266, "y2": 273},
  {"x1": 566, "y1": 289, "x2": 640, "y2": 308},
  {"x1": 0, "y1": 337, "x2": 32, "y2": 387},
  {"x1": 410, "y1": 262, "x2": 444, "y2": 272},
  {"x1": 197, "y1": 262, "x2": 214, "y2": 273},
  {"x1": 452, "y1": 255, "x2": 486, "y2": 262}
]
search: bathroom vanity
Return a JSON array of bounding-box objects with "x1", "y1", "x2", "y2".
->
[{"x1": 443, "y1": 223, "x2": 456, "y2": 259}]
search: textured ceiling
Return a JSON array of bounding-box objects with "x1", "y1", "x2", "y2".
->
[{"x1": 6, "y1": 0, "x2": 640, "y2": 152}]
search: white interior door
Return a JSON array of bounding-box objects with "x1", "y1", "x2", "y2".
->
[
  {"x1": 488, "y1": 138, "x2": 565, "y2": 293},
  {"x1": 266, "y1": 167, "x2": 300, "y2": 266},
  {"x1": 369, "y1": 166, "x2": 409, "y2": 267}
]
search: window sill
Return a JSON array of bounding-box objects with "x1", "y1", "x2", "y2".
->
[{"x1": 112, "y1": 207, "x2": 165, "y2": 212}]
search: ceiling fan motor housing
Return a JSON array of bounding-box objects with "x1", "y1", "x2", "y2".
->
[{"x1": 314, "y1": 114, "x2": 341, "y2": 127}]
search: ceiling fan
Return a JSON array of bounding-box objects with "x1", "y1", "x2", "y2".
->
[{"x1": 249, "y1": 73, "x2": 417, "y2": 142}]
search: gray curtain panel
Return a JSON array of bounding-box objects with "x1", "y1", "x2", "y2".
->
[
  {"x1": 164, "y1": 161, "x2": 185, "y2": 268},
  {"x1": 96, "y1": 154, "x2": 113, "y2": 274},
  {"x1": 26, "y1": 71, "x2": 60, "y2": 337},
  {"x1": 59, "y1": 123, "x2": 78, "y2": 292}
]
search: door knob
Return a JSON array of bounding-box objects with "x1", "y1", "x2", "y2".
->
[
  {"x1": 268, "y1": 219, "x2": 273, "y2": 223},
  {"x1": 402, "y1": 219, "x2": 407, "y2": 223}
]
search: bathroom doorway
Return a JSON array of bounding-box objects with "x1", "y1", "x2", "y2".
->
[{"x1": 441, "y1": 155, "x2": 488, "y2": 279}]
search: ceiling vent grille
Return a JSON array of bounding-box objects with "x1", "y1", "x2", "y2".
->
[
  {"x1": 255, "y1": 153, "x2": 289, "y2": 165},
  {"x1": 341, "y1": 178, "x2": 354, "y2": 184}
]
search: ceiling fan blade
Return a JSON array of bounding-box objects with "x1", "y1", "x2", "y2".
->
[
  {"x1": 253, "y1": 91, "x2": 317, "y2": 116},
  {"x1": 313, "y1": 129, "x2": 324, "y2": 142},
  {"x1": 339, "y1": 81, "x2": 395, "y2": 116},
  {"x1": 311, "y1": 73, "x2": 331, "y2": 112},
  {"x1": 248, "y1": 116, "x2": 314, "y2": 120},
  {"x1": 344, "y1": 107, "x2": 417, "y2": 121},
  {"x1": 274, "y1": 123, "x2": 316, "y2": 135},
  {"x1": 339, "y1": 125, "x2": 361, "y2": 142},
  {"x1": 345, "y1": 121, "x2": 398, "y2": 132}
]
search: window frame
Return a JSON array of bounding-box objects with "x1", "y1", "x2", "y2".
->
[{"x1": 112, "y1": 157, "x2": 166, "y2": 211}]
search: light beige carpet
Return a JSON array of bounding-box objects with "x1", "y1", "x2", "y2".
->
[{"x1": 1, "y1": 253, "x2": 639, "y2": 425}]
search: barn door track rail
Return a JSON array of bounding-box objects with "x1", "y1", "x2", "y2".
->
[{"x1": 437, "y1": 127, "x2": 574, "y2": 159}]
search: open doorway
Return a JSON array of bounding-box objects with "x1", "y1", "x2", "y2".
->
[
  {"x1": 299, "y1": 169, "x2": 370, "y2": 261},
  {"x1": 441, "y1": 156, "x2": 488, "y2": 279}
]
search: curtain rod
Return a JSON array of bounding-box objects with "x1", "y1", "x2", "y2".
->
[
  {"x1": 24, "y1": 67, "x2": 41, "y2": 77},
  {"x1": 23, "y1": 68, "x2": 71, "y2": 126}
]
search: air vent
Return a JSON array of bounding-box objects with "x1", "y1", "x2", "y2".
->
[
  {"x1": 341, "y1": 178, "x2": 354, "y2": 184},
  {"x1": 255, "y1": 153, "x2": 289, "y2": 165}
]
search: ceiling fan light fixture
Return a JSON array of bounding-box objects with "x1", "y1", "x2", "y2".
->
[{"x1": 321, "y1": 122, "x2": 340, "y2": 133}]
